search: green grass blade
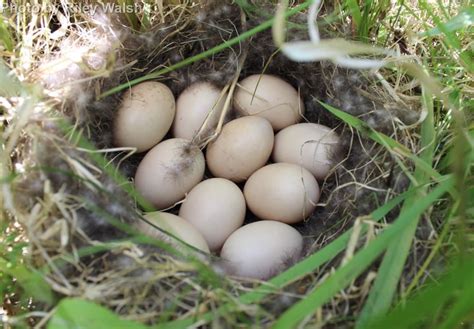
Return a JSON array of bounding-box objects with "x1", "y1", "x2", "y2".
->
[
  {"x1": 47, "y1": 298, "x2": 148, "y2": 329},
  {"x1": 365, "y1": 257, "x2": 474, "y2": 329},
  {"x1": 345, "y1": 0, "x2": 362, "y2": 27},
  {"x1": 0, "y1": 17, "x2": 13, "y2": 52},
  {"x1": 356, "y1": 87, "x2": 436, "y2": 327},
  {"x1": 117, "y1": 0, "x2": 141, "y2": 31},
  {"x1": 436, "y1": 281, "x2": 474, "y2": 329},
  {"x1": 0, "y1": 257, "x2": 55, "y2": 305},
  {"x1": 273, "y1": 176, "x2": 454, "y2": 329},
  {"x1": 358, "y1": 0, "x2": 371, "y2": 39},
  {"x1": 100, "y1": 0, "x2": 313, "y2": 98},
  {"x1": 140, "y1": 1, "x2": 153, "y2": 31},
  {"x1": 420, "y1": 7, "x2": 474, "y2": 36}
]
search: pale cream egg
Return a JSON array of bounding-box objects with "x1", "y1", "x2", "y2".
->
[
  {"x1": 206, "y1": 116, "x2": 274, "y2": 182},
  {"x1": 273, "y1": 123, "x2": 340, "y2": 180},
  {"x1": 137, "y1": 212, "x2": 210, "y2": 253},
  {"x1": 135, "y1": 138, "x2": 205, "y2": 209},
  {"x1": 220, "y1": 220, "x2": 303, "y2": 280},
  {"x1": 233, "y1": 74, "x2": 304, "y2": 131},
  {"x1": 179, "y1": 178, "x2": 246, "y2": 251},
  {"x1": 243, "y1": 163, "x2": 320, "y2": 224},
  {"x1": 172, "y1": 81, "x2": 226, "y2": 141},
  {"x1": 114, "y1": 81, "x2": 175, "y2": 152}
]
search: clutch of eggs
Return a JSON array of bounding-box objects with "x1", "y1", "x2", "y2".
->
[{"x1": 113, "y1": 76, "x2": 340, "y2": 280}]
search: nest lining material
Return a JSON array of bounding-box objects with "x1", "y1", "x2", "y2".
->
[{"x1": 6, "y1": 0, "x2": 427, "y2": 326}]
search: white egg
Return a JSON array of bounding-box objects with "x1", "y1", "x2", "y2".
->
[
  {"x1": 172, "y1": 82, "x2": 227, "y2": 141},
  {"x1": 244, "y1": 163, "x2": 320, "y2": 224},
  {"x1": 233, "y1": 74, "x2": 304, "y2": 131},
  {"x1": 220, "y1": 221, "x2": 303, "y2": 280},
  {"x1": 179, "y1": 178, "x2": 246, "y2": 251},
  {"x1": 206, "y1": 116, "x2": 274, "y2": 182},
  {"x1": 114, "y1": 81, "x2": 175, "y2": 152},
  {"x1": 135, "y1": 138, "x2": 205, "y2": 209},
  {"x1": 137, "y1": 212, "x2": 209, "y2": 253},
  {"x1": 273, "y1": 123, "x2": 340, "y2": 180}
]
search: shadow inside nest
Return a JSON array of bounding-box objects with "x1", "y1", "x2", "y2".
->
[{"x1": 12, "y1": 0, "x2": 422, "y2": 324}]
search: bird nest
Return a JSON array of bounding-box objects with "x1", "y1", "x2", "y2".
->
[{"x1": 2, "y1": 1, "x2": 429, "y2": 327}]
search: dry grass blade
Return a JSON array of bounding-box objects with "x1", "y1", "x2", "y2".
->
[{"x1": 274, "y1": 0, "x2": 392, "y2": 68}]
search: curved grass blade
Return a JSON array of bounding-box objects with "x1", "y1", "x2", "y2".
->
[{"x1": 274, "y1": 0, "x2": 389, "y2": 68}]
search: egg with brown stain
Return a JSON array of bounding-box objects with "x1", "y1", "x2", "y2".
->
[{"x1": 135, "y1": 138, "x2": 205, "y2": 209}]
